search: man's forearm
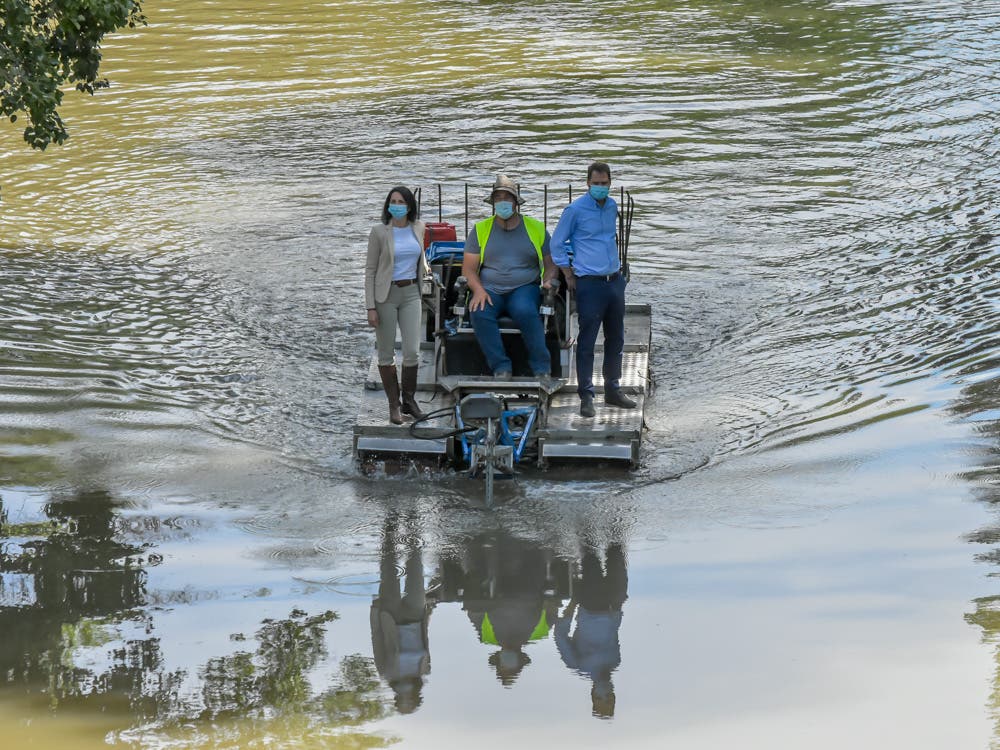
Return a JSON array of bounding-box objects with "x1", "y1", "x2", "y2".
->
[
  {"x1": 466, "y1": 269, "x2": 485, "y2": 294},
  {"x1": 461, "y1": 254, "x2": 484, "y2": 293}
]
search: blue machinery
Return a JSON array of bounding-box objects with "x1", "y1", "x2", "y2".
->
[
  {"x1": 457, "y1": 400, "x2": 538, "y2": 468},
  {"x1": 456, "y1": 393, "x2": 529, "y2": 505}
]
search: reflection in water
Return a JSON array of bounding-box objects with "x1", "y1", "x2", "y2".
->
[
  {"x1": 966, "y1": 603, "x2": 1000, "y2": 741},
  {"x1": 371, "y1": 513, "x2": 434, "y2": 714},
  {"x1": 955, "y1": 351, "x2": 1000, "y2": 741},
  {"x1": 438, "y1": 531, "x2": 570, "y2": 687},
  {"x1": 430, "y1": 524, "x2": 630, "y2": 717},
  {"x1": 555, "y1": 543, "x2": 628, "y2": 719},
  {"x1": 0, "y1": 483, "x2": 638, "y2": 744},
  {"x1": 0, "y1": 489, "x2": 153, "y2": 714},
  {"x1": 0, "y1": 487, "x2": 393, "y2": 747},
  {"x1": 182, "y1": 609, "x2": 390, "y2": 748},
  {"x1": 1, "y1": 0, "x2": 999, "y2": 744}
]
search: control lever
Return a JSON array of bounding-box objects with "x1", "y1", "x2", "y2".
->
[
  {"x1": 539, "y1": 278, "x2": 561, "y2": 318},
  {"x1": 452, "y1": 276, "x2": 469, "y2": 317}
]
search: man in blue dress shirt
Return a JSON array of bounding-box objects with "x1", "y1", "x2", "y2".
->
[{"x1": 551, "y1": 162, "x2": 636, "y2": 418}]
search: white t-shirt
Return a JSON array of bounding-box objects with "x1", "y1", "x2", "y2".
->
[{"x1": 392, "y1": 226, "x2": 422, "y2": 282}]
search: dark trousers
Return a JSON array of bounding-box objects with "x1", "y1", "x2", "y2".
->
[
  {"x1": 575, "y1": 275, "x2": 626, "y2": 398},
  {"x1": 579, "y1": 543, "x2": 628, "y2": 612},
  {"x1": 470, "y1": 283, "x2": 551, "y2": 376}
]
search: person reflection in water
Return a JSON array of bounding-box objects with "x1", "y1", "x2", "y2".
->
[
  {"x1": 440, "y1": 532, "x2": 564, "y2": 686},
  {"x1": 554, "y1": 543, "x2": 628, "y2": 718},
  {"x1": 370, "y1": 515, "x2": 434, "y2": 714}
]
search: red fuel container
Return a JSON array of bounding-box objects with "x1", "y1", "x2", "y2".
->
[{"x1": 424, "y1": 222, "x2": 457, "y2": 248}]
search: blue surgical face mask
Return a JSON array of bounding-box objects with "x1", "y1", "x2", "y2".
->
[
  {"x1": 589, "y1": 184, "x2": 610, "y2": 201},
  {"x1": 387, "y1": 204, "x2": 408, "y2": 219},
  {"x1": 494, "y1": 201, "x2": 515, "y2": 220}
]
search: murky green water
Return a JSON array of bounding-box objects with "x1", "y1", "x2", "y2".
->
[{"x1": 2, "y1": 1, "x2": 999, "y2": 747}]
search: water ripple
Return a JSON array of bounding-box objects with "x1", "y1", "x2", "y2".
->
[{"x1": 1, "y1": 0, "x2": 998, "y2": 479}]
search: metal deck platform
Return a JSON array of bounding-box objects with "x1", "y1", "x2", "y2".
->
[{"x1": 353, "y1": 303, "x2": 651, "y2": 465}]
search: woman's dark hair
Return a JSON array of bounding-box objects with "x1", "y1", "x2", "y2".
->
[
  {"x1": 381, "y1": 185, "x2": 418, "y2": 224},
  {"x1": 587, "y1": 162, "x2": 612, "y2": 181}
]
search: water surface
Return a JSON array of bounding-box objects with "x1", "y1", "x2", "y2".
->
[{"x1": 2, "y1": 1, "x2": 999, "y2": 747}]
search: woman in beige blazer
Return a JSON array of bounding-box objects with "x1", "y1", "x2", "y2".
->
[{"x1": 365, "y1": 186, "x2": 430, "y2": 424}]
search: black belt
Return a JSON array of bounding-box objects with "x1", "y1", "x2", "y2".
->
[
  {"x1": 392, "y1": 278, "x2": 417, "y2": 287},
  {"x1": 576, "y1": 271, "x2": 620, "y2": 282}
]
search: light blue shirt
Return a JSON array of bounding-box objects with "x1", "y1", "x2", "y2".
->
[
  {"x1": 554, "y1": 608, "x2": 622, "y2": 679},
  {"x1": 550, "y1": 193, "x2": 619, "y2": 276},
  {"x1": 392, "y1": 225, "x2": 422, "y2": 281}
]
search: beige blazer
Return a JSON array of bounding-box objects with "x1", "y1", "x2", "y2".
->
[{"x1": 365, "y1": 220, "x2": 430, "y2": 309}]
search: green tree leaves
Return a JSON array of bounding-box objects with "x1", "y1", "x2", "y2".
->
[{"x1": 1, "y1": 0, "x2": 146, "y2": 151}]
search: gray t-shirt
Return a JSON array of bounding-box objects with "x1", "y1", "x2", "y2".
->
[{"x1": 464, "y1": 219, "x2": 551, "y2": 295}]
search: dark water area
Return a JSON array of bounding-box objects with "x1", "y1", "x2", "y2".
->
[{"x1": 1, "y1": 0, "x2": 999, "y2": 747}]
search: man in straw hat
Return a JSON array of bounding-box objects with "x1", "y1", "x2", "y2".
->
[{"x1": 461, "y1": 175, "x2": 559, "y2": 380}]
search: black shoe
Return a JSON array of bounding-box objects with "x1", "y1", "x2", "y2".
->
[
  {"x1": 580, "y1": 395, "x2": 596, "y2": 418},
  {"x1": 604, "y1": 389, "x2": 636, "y2": 409}
]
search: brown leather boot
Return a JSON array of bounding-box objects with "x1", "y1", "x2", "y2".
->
[
  {"x1": 377, "y1": 365, "x2": 403, "y2": 425},
  {"x1": 400, "y1": 364, "x2": 425, "y2": 420}
]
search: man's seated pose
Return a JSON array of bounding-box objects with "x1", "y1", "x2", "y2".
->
[{"x1": 462, "y1": 175, "x2": 558, "y2": 379}]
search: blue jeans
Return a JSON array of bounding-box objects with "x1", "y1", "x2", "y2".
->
[
  {"x1": 470, "y1": 283, "x2": 551, "y2": 376},
  {"x1": 575, "y1": 275, "x2": 626, "y2": 397}
]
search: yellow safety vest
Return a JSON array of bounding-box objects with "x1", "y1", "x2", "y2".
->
[
  {"x1": 475, "y1": 215, "x2": 546, "y2": 276},
  {"x1": 481, "y1": 610, "x2": 551, "y2": 645}
]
